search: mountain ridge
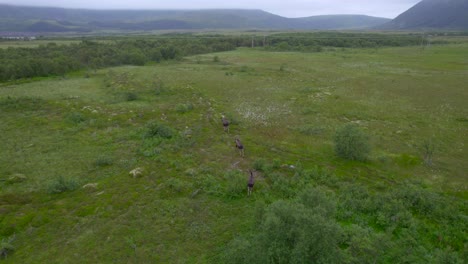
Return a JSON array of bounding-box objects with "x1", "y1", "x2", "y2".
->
[
  {"x1": 0, "y1": 4, "x2": 390, "y2": 32},
  {"x1": 381, "y1": 0, "x2": 468, "y2": 30}
]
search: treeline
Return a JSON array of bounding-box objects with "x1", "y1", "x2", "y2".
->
[
  {"x1": 0, "y1": 38, "x2": 237, "y2": 82},
  {"x1": 264, "y1": 32, "x2": 423, "y2": 51},
  {"x1": 0, "y1": 33, "x2": 424, "y2": 82}
]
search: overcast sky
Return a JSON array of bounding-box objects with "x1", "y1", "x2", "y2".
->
[{"x1": 0, "y1": 0, "x2": 421, "y2": 18}]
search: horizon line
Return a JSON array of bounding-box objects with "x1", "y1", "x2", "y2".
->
[{"x1": 0, "y1": 3, "x2": 396, "y2": 19}]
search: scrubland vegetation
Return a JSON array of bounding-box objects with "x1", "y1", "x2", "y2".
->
[
  {"x1": 0, "y1": 32, "x2": 423, "y2": 82},
  {"x1": 0, "y1": 32, "x2": 467, "y2": 263}
]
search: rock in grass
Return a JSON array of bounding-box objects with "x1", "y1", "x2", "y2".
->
[
  {"x1": 191, "y1": 189, "x2": 201, "y2": 198},
  {"x1": 129, "y1": 168, "x2": 144, "y2": 178},
  {"x1": 7, "y1": 174, "x2": 27, "y2": 184},
  {"x1": 82, "y1": 183, "x2": 99, "y2": 191}
]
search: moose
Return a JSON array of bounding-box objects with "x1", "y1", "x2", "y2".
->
[
  {"x1": 235, "y1": 136, "x2": 244, "y2": 157},
  {"x1": 247, "y1": 170, "x2": 255, "y2": 196},
  {"x1": 222, "y1": 115, "x2": 229, "y2": 133}
]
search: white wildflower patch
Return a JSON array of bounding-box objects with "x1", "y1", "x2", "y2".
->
[
  {"x1": 236, "y1": 102, "x2": 292, "y2": 126},
  {"x1": 303, "y1": 85, "x2": 336, "y2": 101}
]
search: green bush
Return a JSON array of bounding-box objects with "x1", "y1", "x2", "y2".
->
[
  {"x1": 94, "y1": 155, "x2": 113, "y2": 167},
  {"x1": 433, "y1": 248, "x2": 464, "y2": 263},
  {"x1": 421, "y1": 139, "x2": 435, "y2": 166},
  {"x1": 334, "y1": 124, "x2": 370, "y2": 161},
  {"x1": 269, "y1": 172, "x2": 296, "y2": 198},
  {"x1": 252, "y1": 158, "x2": 279, "y2": 174},
  {"x1": 124, "y1": 92, "x2": 138, "y2": 101},
  {"x1": 337, "y1": 184, "x2": 372, "y2": 221},
  {"x1": 236, "y1": 188, "x2": 343, "y2": 263},
  {"x1": 222, "y1": 237, "x2": 257, "y2": 264},
  {"x1": 144, "y1": 121, "x2": 175, "y2": 139},
  {"x1": 297, "y1": 187, "x2": 336, "y2": 218},
  {"x1": 343, "y1": 225, "x2": 391, "y2": 264},
  {"x1": 166, "y1": 178, "x2": 189, "y2": 193},
  {"x1": 0, "y1": 235, "x2": 15, "y2": 259},
  {"x1": 175, "y1": 103, "x2": 194, "y2": 113},
  {"x1": 300, "y1": 166, "x2": 338, "y2": 187},
  {"x1": 46, "y1": 176, "x2": 80, "y2": 194},
  {"x1": 196, "y1": 174, "x2": 222, "y2": 196},
  {"x1": 67, "y1": 112, "x2": 86, "y2": 124},
  {"x1": 223, "y1": 170, "x2": 247, "y2": 199},
  {"x1": 153, "y1": 79, "x2": 166, "y2": 95}
]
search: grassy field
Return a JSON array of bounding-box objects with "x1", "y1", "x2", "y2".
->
[{"x1": 0, "y1": 42, "x2": 467, "y2": 262}]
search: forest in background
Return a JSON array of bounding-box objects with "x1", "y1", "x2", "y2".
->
[{"x1": 0, "y1": 32, "x2": 426, "y2": 82}]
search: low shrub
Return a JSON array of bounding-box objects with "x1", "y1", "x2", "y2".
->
[
  {"x1": 334, "y1": 124, "x2": 370, "y2": 161},
  {"x1": 223, "y1": 188, "x2": 344, "y2": 263},
  {"x1": 175, "y1": 103, "x2": 194, "y2": 113},
  {"x1": 144, "y1": 121, "x2": 175, "y2": 139},
  {"x1": 269, "y1": 172, "x2": 295, "y2": 198},
  {"x1": 0, "y1": 235, "x2": 15, "y2": 259},
  {"x1": 421, "y1": 139, "x2": 435, "y2": 166},
  {"x1": 67, "y1": 112, "x2": 86, "y2": 124},
  {"x1": 196, "y1": 174, "x2": 222, "y2": 196},
  {"x1": 252, "y1": 158, "x2": 267, "y2": 172},
  {"x1": 223, "y1": 170, "x2": 247, "y2": 199},
  {"x1": 300, "y1": 166, "x2": 337, "y2": 187},
  {"x1": 166, "y1": 178, "x2": 189, "y2": 193},
  {"x1": 124, "y1": 92, "x2": 138, "y2": 101},
  {"x1": 153, "y1": 79, "x2": 167, "y2": 95},
  {"x1": 94, "y1": 155, "x2": 113, "y2": 167},
  {"x1": 46, "y1": 176, "x2": 80, "y2": 194}
]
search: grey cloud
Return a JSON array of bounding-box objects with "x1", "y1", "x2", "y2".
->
[{"x1": 0, "y1": 0, "x2": 421, "y2": 18}]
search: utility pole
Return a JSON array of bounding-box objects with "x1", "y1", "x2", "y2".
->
[
  {"x1": 251, "y1": 36, "x2": 254, "y2": 48},
  {"x1": 420, "y1": 33, "x2": 425, "y2": 49}
]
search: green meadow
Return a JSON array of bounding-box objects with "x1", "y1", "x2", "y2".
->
[{"x1": 0, "y1": 40, "x2": 467, "y2": 262}]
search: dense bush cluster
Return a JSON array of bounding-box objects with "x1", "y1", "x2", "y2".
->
[
  {"x1": 0, "y1": 37, "x2": 236, "y2": 82},
  {"x1": 222, "y1": 168, "x2": 467, "y2": 263},
  {"x1": 0, "y1": 33, "x2": 424, "y2": 82},
  {"x1": 265, "y1": 32, "x2": 422, "y2": 51},
  {"x1": 144, "y1": 121, "x2": 175, "y2": 139},
  {"x1": 223, "y1": 188, "x2": 343, "y2": 264},
  {"x1": 217, "y1": 156, "x2": 466, "y2": 263},
  {"x1": 334, "y1": 124, "x2": 371, "y2": 161}
]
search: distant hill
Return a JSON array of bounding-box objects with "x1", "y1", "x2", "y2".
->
[
  {"x1": 0, "y1": 4, "x2": 390, "y2": 33},
  {"x1": 381, "y1": 0, "x2": 468, "y2": 30},
  {"x1": 293, "y1": 15, "x2": 391, "y2": 30}
]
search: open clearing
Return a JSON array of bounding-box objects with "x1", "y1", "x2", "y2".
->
[{"x1": 1, "y1": 42, "x2": 467, "y2": 262}]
